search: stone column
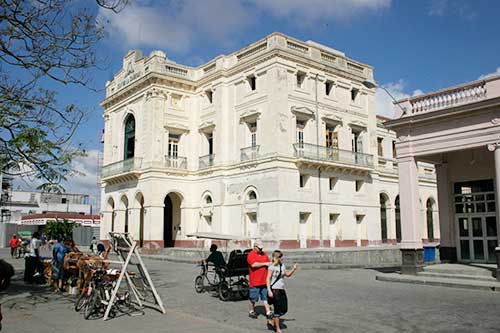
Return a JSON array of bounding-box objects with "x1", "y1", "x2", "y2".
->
[
  {"x1": 142, "y1": 205, "x2": 164, "y2": 254},
  {"x1": 100, "y1": 210, "x2": 112, "y2": 241},
  {"x1": 487, "y1": 143, "x2": 500, "y2": 251},
  {"x1": 397, "y1": 156, "x2": 424, "y2": 274},
  {"x1": 436, "y1": 162, "x2": 455, "y2": 262},
  {"x1": 114, "y1": 208, "x2": 126, "y2": 233},
  {"x1": 128, "y1": 207, "x2": 140, "y2": 243}
]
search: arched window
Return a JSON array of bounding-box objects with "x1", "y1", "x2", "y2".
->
[
  {"x1": 248, "y1": 190, "x2": 257, "y2": 201},
  {"x1": 380, "y1": 194, "x2": 388, "y2": 243},
  {"x1": 395, "y1": 195, "x2": 401, "y2": 243},
  {"x1": 124, "y1": 114, "x2": 136, "y2": 159},
  {"x1": 426, "y1": 199, "x2": 434, "y2": 241},
  {"x1": 205, "y1": 195, "x2": 212, "y2": 204}
]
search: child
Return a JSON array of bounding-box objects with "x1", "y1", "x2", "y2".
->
[{"x1": 266, "y1": 250, "x2": 298, "y2": 333}]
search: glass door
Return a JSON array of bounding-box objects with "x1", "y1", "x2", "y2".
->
[{"x1": 455, "y1": 179, "x2": 497, "y2": 263}]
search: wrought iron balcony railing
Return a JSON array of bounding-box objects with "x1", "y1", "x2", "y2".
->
[
  {"x1": 293, "y1": 143, "x2": 374, "y2": 169},
  {"x1": 199, "y1": 154, "x2": 215, "y2": 169},
  {"x1": 240, "y1": 145, "x2": 260, "y2": 161},
  {"x1": 101, "y1": 157, "x2": 142, "y2": 178},
  {"x1": 165, "y1": 155, "x2": 187, "y2": 170}
]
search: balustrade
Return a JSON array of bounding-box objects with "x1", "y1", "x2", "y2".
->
[
  {"x1": 199, "y1": 154, "x2": 216, "y2": 169},
  {"x1": 293, "y1": 143, "x2": 373, "y2": 168},
  {"x1": 240, "y1": 145, "x2": 260, "y2": 161}
]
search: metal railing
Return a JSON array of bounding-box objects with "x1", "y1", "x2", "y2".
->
[
  {"x1": 241, "y1": 145, "x2": 260, "y2": 161},
  {"x1": 101, "y1": 157, "x2": 142, "y2": 178},
  {"x1": 293, "y1": 143, "x2": 374, "y2": 168},
  {"x1": 165, "y1": 155, "x2": 187, "y2": 170},
  {"x1": 199, "y1": 154, "x2": 215, "y2": 169}
]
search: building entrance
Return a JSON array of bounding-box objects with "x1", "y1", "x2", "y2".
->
[{"x1": 454, "y1": 180, "x2": 497, "y2": 263}]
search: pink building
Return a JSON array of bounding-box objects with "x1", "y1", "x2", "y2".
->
[{"x1": 385, "y1": 74, "x2": 500, "y2": 274}]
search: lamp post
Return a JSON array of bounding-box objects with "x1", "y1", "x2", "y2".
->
[{"x1": 362, "y1": 80, "x2": 407, "y2": 117}]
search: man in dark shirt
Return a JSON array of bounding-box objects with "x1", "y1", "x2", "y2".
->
[{"x1": 205, "y1": 244, "x2": 226, "y2": 268}]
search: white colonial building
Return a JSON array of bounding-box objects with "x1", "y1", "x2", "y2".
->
[{"x1": 100, "y1": 33, "x2": 438, "y2": 253}]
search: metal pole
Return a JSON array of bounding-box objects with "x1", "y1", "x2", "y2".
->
[{"x1": 315, "y1": 74, "x2": 323, "y2": 248}]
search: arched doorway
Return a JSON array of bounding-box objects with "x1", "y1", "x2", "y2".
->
[
  {"x1": 135, "y1": 192, "x2": 145, "y2": 247},
  {"x1": 395, "y1": 195, "x2": 401, "y2": 243},
  {"x1": 426, "y1": 198, "x2": 435, "y2": 242},
  {"x1": 121, "y1": 196, "x2": 129, "y2": 233},
  {"x1": 124, "y1": 114, "x2": 135, "y2": 159},
  {"x1": 380, "y1": 194, "x2": 389, "y2": 243},
  {"x1": 164, "y1": 192, "x2": 182, "y2": 247},
  {"x1": 107, "y1": 197, "x2": 115, "y2": 232}
]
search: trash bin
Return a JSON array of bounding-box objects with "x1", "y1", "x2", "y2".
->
[{"x1": 423, "y1": 245, "x2": 436, "y2": 263}]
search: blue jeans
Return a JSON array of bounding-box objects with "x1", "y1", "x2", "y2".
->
[{"x1": 249, "y1": 286, "x2": 268, "y2": 303}]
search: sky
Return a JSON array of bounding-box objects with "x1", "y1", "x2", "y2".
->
[{"x1": 13, "y1": 0, "x2": 500, "y2": 207}]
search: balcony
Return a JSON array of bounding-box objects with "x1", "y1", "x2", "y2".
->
[
  {"x1": 241, "y1": 145, "x2": 260, "y2": 161},
  {"x1": 101, "y1": 158, "x2": 142, "y2": 182},
  {"x1": 165, "y1": 156, "x2": 187, "y2": 170},
  {"x1": 199, "y1": 154, "x2": 215, "y2": 169},
  {"x1": 378, "y1": 157, "x2": 398, "y2": 175},
  {"x1": 293, "y1": 143, "x2": 374, "y2": 170}
]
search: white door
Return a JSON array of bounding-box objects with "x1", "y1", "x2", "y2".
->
[
  {"x1": 248, "y1": 213, "x2": 257, "y2": 238},
  {"x1": 299, "y1": 213, "x2": 307, "y2": 249},
  {"x1": 356, "y1": 216, "x2": 362, "y2": 247}
]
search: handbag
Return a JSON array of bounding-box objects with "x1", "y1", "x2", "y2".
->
[{"x1": 268, "y1": 264, "x2": 282, "y2": 305}]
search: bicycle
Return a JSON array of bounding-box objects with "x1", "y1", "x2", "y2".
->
[{"x1": 194, "y1": 262, "x2": 222, "y2": 293}]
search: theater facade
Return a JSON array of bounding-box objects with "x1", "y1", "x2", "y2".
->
[
  {"x1": 100, "y1": 33, "x2": 437, "y2": 253},
  {"x1": 387, "y1": 74, "x2": 500, "y2": 271}
]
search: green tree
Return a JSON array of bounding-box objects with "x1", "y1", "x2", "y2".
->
[
  {"x1": 44, "y1": 219, "x2": 76, "y2": 240},
  {"x1": 0, "y1": 0, "x2": 127, "y2": 192}
]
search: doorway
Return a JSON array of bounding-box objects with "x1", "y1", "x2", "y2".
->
[
  {"x1": 455, "y1": 180, "x2": 497, "y2": 263},
  {"x1": 164, "y1": 192, "x2": 182, "y2": 248}
]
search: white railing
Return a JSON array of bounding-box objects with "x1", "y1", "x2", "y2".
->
[
  {"x1": 199, "y1": 154, "x2": 215, "y2": 169},
  {"x1": 101, "y1": 158, "x2": 142, "y2": 178},
  {"x1": 293, "y1": 143, "x2": 374, "y2": 169},
  {"x1": 165, "y1": 156, "x2": 187, "y2": 170},
  {"x1": 287, "y1": 41, "x2": 309, "y2": 53},
  {"x1": 410, "y1": 81, "x2": 486, "y2": 114},
  {"x1": 241, "y1": 145, "x2": 260, "y2": 161}
]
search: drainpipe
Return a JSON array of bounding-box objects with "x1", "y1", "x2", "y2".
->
[{"x1": 315, "y1": 73, "x2": 324, "y2": 248}]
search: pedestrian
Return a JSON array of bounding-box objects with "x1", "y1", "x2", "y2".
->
[
  {"x1": 24, "y1": 232, "x2": 42, "y2": 283},
  {"x1": 52, "y1": 237, "x2": 69, "y2": 292},
  {"x1": 89, "y1": 236, "x2": 98, "y2": 255},
  {"x1": 246, "y1": 240, "x2": 272, "y2": 320},
  {"x1": 9, "y1": 234, "x2": 19, "y2": 259},
  {"x1": 266, "y1": 250, "x2": 298, "y2": 333},
  {"x1": 40, "y1": 233, "x2": 47, "y2": 250}
]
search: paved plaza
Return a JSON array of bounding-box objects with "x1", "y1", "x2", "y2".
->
[{"x1": 2, "y1": 249, "x2": 500, "y2": 333}]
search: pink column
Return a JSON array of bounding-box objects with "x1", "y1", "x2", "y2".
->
[
  {"x1": 487, "y1": 142, "x2": 500, "y2": 241},
  {"x1": 397, "y1": 155, "x2": 424, "y2": 274}
]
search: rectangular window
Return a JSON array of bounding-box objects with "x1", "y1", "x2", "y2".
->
[
  {"x1": 249, "y1": 122, "x2": 257, "y2": 148},
  {"x1": 296, "y1": 72, "x2": 306, "y2": 89},
  {"x1": 207, "y1": 132, "x2": 214, "y2": 155},
  {"x1": 329, "y1": 177, "x2": 337, "y2": 191},
  {"x1": 299, "y1": 174, "x2": 308, "y2": 188},
  {"x1": 247, "y1": 75, "x2": 256, "y2": 91},
  {"x1": 355, "y1": 180, "x2": 364, "y2": 192},
  {"x1": 326, "y1": 126, "x2": 338, "y2": 148},
  {"x1": 351, "y1": 88, "x2": 359, "y2": 102},
  {"x1": 325, "y1": 80, "x2": 334, "y2": 96},
  {"x1": 206, "y1": 90, "x2": 213, "y2": 104},
  {"x1": 168, "y1": 134, "x2": 180, "y2": 158},
  {"x1": 352, "y1": 131, "x2": 362, "y2": 153},
  {"x1": 377, "y1": 137, "x2": 383, "y2": 156},
  {"x1": 296, "y1": 120, "x2": 305, "y2": 146},
  {"x1": 392, "y1": 141, "x2": 397, "y2": 158},
  {"x1": 61, "y1": 198, "x2": 67, "y2": 204}
]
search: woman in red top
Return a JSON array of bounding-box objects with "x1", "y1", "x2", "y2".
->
[
  {"x1": 9, "y1": 234, "x2": 20, "y2": 259},
  {"x1": 247, "y1": 240, "x2": 272, "y2": 320}
]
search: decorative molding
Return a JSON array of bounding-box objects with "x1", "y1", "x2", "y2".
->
[
  {"x1": 491, "y1": 118, "x2": 500, "y2": 125},
  {"x1": 199, "y1": 120, "x2": 215, "y2": 131},
  {"x1": 291, "y1": 105, "x2": 315, "y2": 119},
  {"x1": 322, "y1": 113, "x2": 343, "y2": 124},
  {"x1": 164, "y1": 122, "x2": 189, "y2": 133},
  {"x1": 348, "y1": 120, "x2": 367, "y2": 128},
  {"x1": 397, "y1": 135, "x2": 409, "y2": 142},
  {"x1": 239, "y1": 109, "x2": 261, "y2": 123},
  {"x1": 487, "y1": 142, "x2": 500, "y2": 152}
]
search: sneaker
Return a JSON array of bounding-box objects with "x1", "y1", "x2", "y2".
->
[
  {"x1": 249, "y1": 311, "x2": 258, "y2": 319},
  {"x1": 266, "y1": 311, "x2": 274, "y2": 320}
]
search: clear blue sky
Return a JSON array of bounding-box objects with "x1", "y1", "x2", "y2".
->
[{"x1": 21, "y1": 0, "x2": 500, "y2": 196}]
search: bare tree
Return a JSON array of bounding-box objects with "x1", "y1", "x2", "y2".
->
[{"x1": 0, "y1": 0, "x2": 127, "y2": 192}]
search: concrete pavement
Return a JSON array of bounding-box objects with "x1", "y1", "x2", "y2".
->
[{"x1": 2, "y1": 249, "x2": 500, "y2": 332}]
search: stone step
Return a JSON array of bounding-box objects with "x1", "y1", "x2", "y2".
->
[
  {"x1": 418, "y1": 271, "x2": 496, "y2": 282},
  {"x1": 422, "y1": 264, "x2": 494, "y2": 277},
  {"x1": 376, "y1": 273, "x2": 500, "y2": 292}
]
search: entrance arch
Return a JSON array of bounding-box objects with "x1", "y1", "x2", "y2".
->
[
  {"x1": 164, "y1": 192, "x2": 183, "y2": 247},
  {"x1": 380, "y1": 193, "x2": 389, "y2": 243},
  {"x1": 395, "y1": 195, "x2": 401, "y2": 243},
  {"x1": 120, "y1": 195, "x2": 129, "y2": 233},
  {"x1": 107, "y1": 197, "x2": 115, "y2": 232}
]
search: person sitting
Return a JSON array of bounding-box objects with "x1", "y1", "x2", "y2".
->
[{"x1": 204, "y1": 244, "x2": 226, "y2": 269}]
